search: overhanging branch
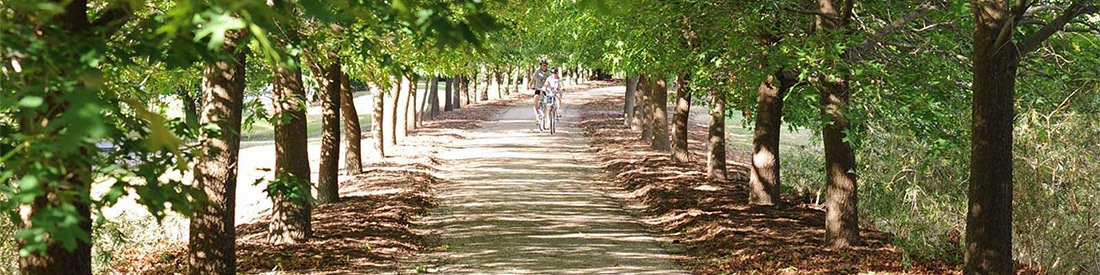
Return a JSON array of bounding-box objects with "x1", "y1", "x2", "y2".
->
[{"x1": 1018, "y1": 1, "x2": 1100, "y2": 55}]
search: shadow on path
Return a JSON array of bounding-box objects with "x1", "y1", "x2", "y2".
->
[{"x1": 416, "y1": 86, "x2": 687, "y2": 274}]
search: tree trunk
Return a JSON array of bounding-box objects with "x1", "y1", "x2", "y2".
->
[
  {"x1": 269, "y1": 57, "x2": 312, "y2": 245},
  {"x1": 671, "y1": 74, "x2": 691, "y2": 162},
  {"x1": 512, "y1": 68, "x2": 522, "y2": 93},
  {"x1": 443, "y1": 77, "x2": 453, "y2": 112},
  {"x1": 814, "y1": 0, "x2": 859, "y2": 249},
  {"x1": 624, "y1": 75, "x2": 639, "y2": 128},
  {"x1": 314, "y1": 59, "x2": 341, "y2": 204},
  {"x1": 462, "y1": 74, "x2": 472, "y2": 106},
  {"x1": 966, "y1": 2, "x2": 1018, "y2": 272},
  {"x1": 18, "y1": 4, "x2": 97, "y2": 272},
  {"x1": 639, "y1": 76, "x2": 653, "y2": 141},
  {"x1": 405, "y1": 75, "x2": 418, "y2": 131},
  {"x1": 821, "y1": 79, "x2": 859, "y2": 248},
  {"x1": 457, "y1": 74, "x2": 464, "y2": 106},
  {"x1": 178, "y1": 87, "x2": 200, "y2": 127},
  {"x1": 749, "y1": 73, "x2": 791, "y2": 206},
  {"x1": 372, "y1": 82, "x2": 386, "y2": 159},
  {"x1": 418, "y1": 77, "x2": 431, "y2": 124},
  {"x1": 19, "y1": 174, "x2": 93, "y2": 275},
  {"x1": 389, "y1": 75, "x2": 402, "y2": 145},
  {"x1": 495, "y1": 67, "x2": 504, "y2": 98},
  {"x1": 469, "y1": 71, "x2": 480, "y2": 103},
  {"x1": 480, "y1": 70, "x2": 490, "y2": 101},
  {"x1": 651, "y1": 76, "x2": 671, "y2": 151},
  {"x1": 706, "y1": 85, "x2": 728, "y2": 181},
  {"x1": 335, "y1": 73, "x2": 363, "y2": 177},
  {"x1": 188, "y1": 45, "x2": 245, "y2": 275}
]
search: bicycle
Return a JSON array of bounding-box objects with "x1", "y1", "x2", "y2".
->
[{"x1": 537, "y1": 88, "x2": 561, "y2": 134}]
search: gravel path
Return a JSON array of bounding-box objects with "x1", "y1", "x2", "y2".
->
[{"x1": 416, "y1": 86, "x2": 687, "y2": 274}]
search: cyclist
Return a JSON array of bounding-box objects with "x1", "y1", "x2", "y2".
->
[
  {"x1": 544, "y1": 68, "x2": 563, "y2": 120},
  {"x1": 532, "y1": 59, "x2": 551, "y2": 127}
]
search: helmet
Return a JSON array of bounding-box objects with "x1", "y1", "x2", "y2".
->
[
  {"x1": 539, "y1": 59, "x2": 548, "y2": 65},
  {"x1": 550, "y1": 68, "x2": 558, "y2": 73}
]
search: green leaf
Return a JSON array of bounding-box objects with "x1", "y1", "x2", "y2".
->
[
  {"x1": 194, "y1": 11, "x2": 245, "y2": 50},
  {"x1": 18, "y1": 96, "x2": 44, "y2": 108},
  {"x1": 121, "y1": 99, "x2": 183, "y2": 154}
]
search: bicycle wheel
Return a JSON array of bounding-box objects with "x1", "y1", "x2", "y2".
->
[{"x1": 549, "y1": 105, "x2": 557, "y2": 135}]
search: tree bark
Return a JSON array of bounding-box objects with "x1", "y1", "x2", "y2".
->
[
  {"x1": 372, "y1": 82, "x2": 386, "y2": 159},
  {"x1": 495, "y1": 67, "x2": 504, "y2": 98},
  {"x1": 443, "y1": 77, "x2": 454, "y2": 112},
  {"x1": 480, "y1": 70, "x2": 490, "y2": 101},
  {"x1": 418, "y1": 77, "x2": 431, "y2": 124},
  {"x1": 966, "y1": 1, "x2": 1018, "y2": 272},
  {"x1": 389, "y1": 75, "x2": 402, "y2": 145},
  {"x1": 462, "y1": 74, "x2": 472, "y2": 106},
  {"x1": 821, "y1": 78, "x2": 860, "y2": 248},
  {"x1": 314, "y1": 59, "x2": 341, "y2": 204},
  {"x1": 179, "y1": 87, "x2": 200, "y2": 127},
  {"x1": 671, "y1": 74, "x2": 691, "y2": 162},
  {"x1": 19, "y1": 174, "x2": 93, "y2": 275},
  {"x1": 512, "y1": 68, "x2": 522, "y2": 93},
  {"x1": 639, "y1": 75, "x2": 653, "y2": 141},
  {"x1": 651, "y1": 77, "x2": 671, "y2": 151},
  {"x1": 398, "y1": 75, "x2": 411, "y2": 135},
  {"x1": 405, "y1": 75, "x2": 417, "y2": 131},
  {"x1": 188, "y1": 44, "x2": 245, "y2": 275},
  {"x1": 269, "y1": 57, "x2": 313, "y2": 244},
  {"x1": 706, "y1": 85, "x2": 728, "y2": 181},
  {"x1": 749, "y1": 72, "x2": 792, "y2": 206},
  {"x1": 17, "y1": 2, "x2": 102, "y2": 272},
  {"x1": 815, "y1": 0, "x2": 859, "y2": 249},
  {"x1": 470, "y1": 71, "x2": 480, "y2": 103},
  {"x1": 340, "y1": 72, "x2": 362, "y2": 175},
  {"x1": 624, "y1": 75, "x2": 638, "y2": 128}
]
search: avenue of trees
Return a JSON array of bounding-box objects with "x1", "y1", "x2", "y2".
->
[
  {"x1": 592, "y1": 1, "x2": 1099, "y2": 273},
  {"x1": 2, "y1": 0, "x2": 1098, "y2": 274}
]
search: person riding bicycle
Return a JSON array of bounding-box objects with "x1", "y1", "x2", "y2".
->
[
  {"x1": 532, "y1": 59, "x2": 552, "y2": 125},
  {"x1": 544, "y1": 68, "x2": 563, "y2": 119}
]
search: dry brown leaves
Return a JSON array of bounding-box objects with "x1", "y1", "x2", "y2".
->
[
  {"x1": 114, "y1": 167, "x2": 439, "y2": 274},
  {"x1": 421, "y1": 93, "x2": 526, "y2": 130},
  {"x1": 577, "y1": 96, "x2": 961, "y2": 275},
  {"x1": 112, "y1": 91, "x2": 526, "y2": 274}
]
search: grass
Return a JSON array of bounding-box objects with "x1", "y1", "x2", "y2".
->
[
  {"x1": 241, "y1": 81, "x2": 448, "y2": 143},
  {"x1": 241, "y1": 113, "x2": 373, "y2": 142},
  {"x1": 720, "y1": 108, "x2": 818, "y2": 151}
]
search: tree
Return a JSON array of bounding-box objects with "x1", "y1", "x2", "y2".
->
[
  {"x1": 430, "y1": 76, "x2": 441, "y2": 117},
  {"x1": 314, "y1": 57, "x2": 342, "y2": 204},
  {"x1": 268, "y1": 18, "x2": 313, "y2": 243},
  {"x1": 748, "y1": 71, "x2": 794, "y2": 206},
  {"x1": 373, "y1": 82, "x2": 387, "y2": 158},
  {"x1": 706, "y1": 83, "x2": 728, "y2": 181},
  {"x1": 651, "y1": 76, "x2": 671, "y2": 151},
  {"x1": 965, "y1": 1, "x2": 1097, "y2": 273},
  {"x1": 405, "y1": 75, "x2": 418, "y2": 131},
  {"x1": 390, "y1": 75, "x2": 405, "y2": 145},
  {"x1": 671, "y1": 74, "x2": 692, "y2": 162},
  {"x1": 639, "y1": 75, "x2": 653, "y2": 140},
  {"x1": 624, "y1": 75, "x2": 639, "y2": 127},
  {"x1": 813, "y1": 0, "x2": 860, "y2": 248},
  {"x1": 444, "y1": 77, "x2": 455, "y2": 111},
  {"x1": 340, "y1": 72, "x2": 363, "y2": 174},
  {"x1": 189, "y1": 43, "x2": 246, "y2": 275}
]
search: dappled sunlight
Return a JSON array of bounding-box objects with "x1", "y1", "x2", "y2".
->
[
  {"x1": 415, "y1": 84, "x2": 687, "y2": 274},
  {"x1": 578, "y1": 95, "x2": 959, "y2": 274}
]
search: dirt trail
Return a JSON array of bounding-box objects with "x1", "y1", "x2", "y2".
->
[{"x1": 416, "y1": 85, "x2": 687, "y2": 274}]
